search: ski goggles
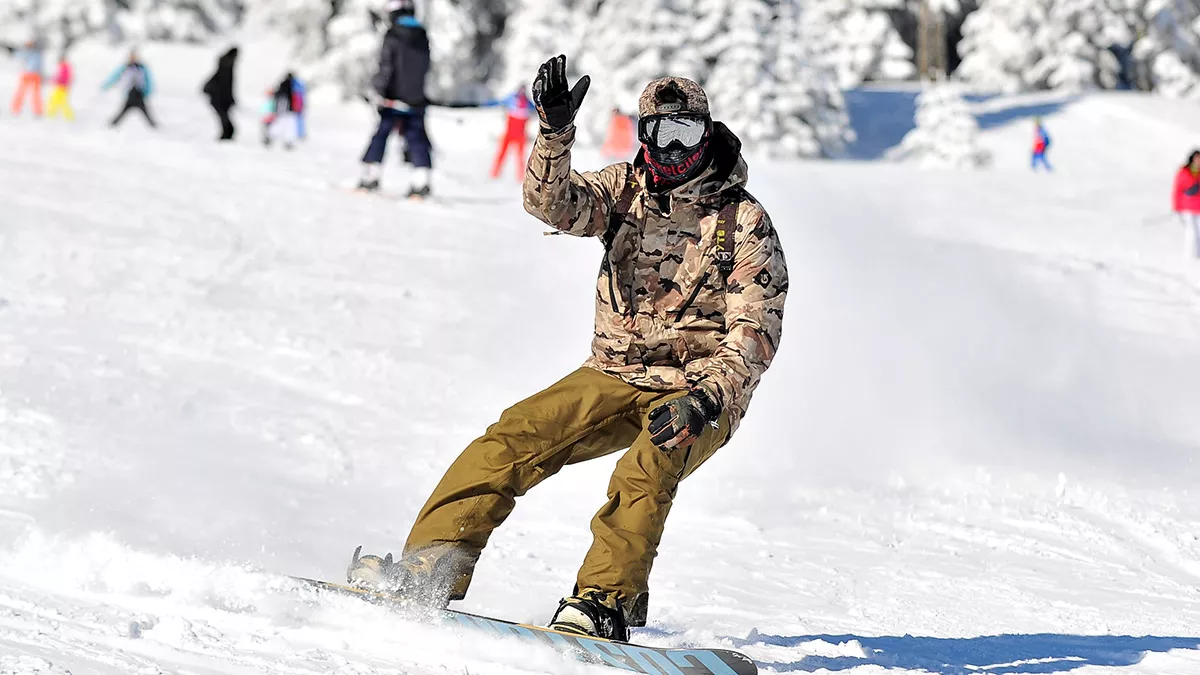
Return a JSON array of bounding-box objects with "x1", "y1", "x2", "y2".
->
[{"x1": 638, "y1": 114, "x2": 710, "y2": 149}]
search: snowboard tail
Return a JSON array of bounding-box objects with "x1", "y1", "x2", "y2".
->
[{"x1": 292, "y1": 576, "x2": 757, "y2": 675}]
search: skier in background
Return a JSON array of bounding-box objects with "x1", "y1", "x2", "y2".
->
[
  {"x1": 357, "y1": 0, "x2": 433, "y2": 198},
  {"x1": 103, "y1": 50, "x2": 157, "y2": 129},
  {"x1": 9, "y1": 39, "x2": 45, "y2": 117},
  {"x1": 1172, "y1": 150, "x2": 1200, "y2": 259},
  {"x1": 1032, "y1": 117, "x2": 1052, "y2": 172},
  {"x1": 486, "y1": 84, "x2": 533, "y2": 180},
  {"x1": 45, "y1": 53, "x2": 73, "y2": 121},
  {"x1": 601, "y1": 108, "x2": 635, "y2": 159},
  {"x1": 293, "y1": 77, "x2": 308, "y2": 140},
  {"x1": 347, "y1": 55, "x2": 789, "y2": 642},
  {"x1": 203, "y1": 47, "x2": 238, "y2": 141},
  {"x1": 268, "y1": 71, "x2": 304, "y2": 150}
]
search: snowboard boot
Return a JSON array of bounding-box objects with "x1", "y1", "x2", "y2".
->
[
  {"x1": 406, "y1": 184, "x2": 431, "y2": 201},
  {"x1": 548, "y1": 590, "x2": 629, "y2": 642},
  {"x1": 356, "y1": 178, "x2": 380, "y2": 193},
  {"x1": 346, "y1": 544, "x2": 477, "y2": 608}
]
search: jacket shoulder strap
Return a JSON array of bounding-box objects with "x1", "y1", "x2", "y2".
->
[{"x1": 714, "y1": 195, "x2": 739, "y2": 278}]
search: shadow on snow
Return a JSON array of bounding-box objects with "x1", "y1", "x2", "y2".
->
[
  {"x1": 842, "y1": 88, "x2": 1074, "y2": 160},
  {"x1": 974, "y1": 100, "x2": 1074, "y2": 132},
  {"x1": 733, "y1": 632, "x2": 1200, "y2": 674}
]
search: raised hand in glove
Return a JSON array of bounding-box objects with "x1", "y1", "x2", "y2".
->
[
  {"x1": 532, "y1": 54, "x2": 590, "y2": 133},
  {"x1": 648, "y1": 388, "x2": 722, "y2": 451}
]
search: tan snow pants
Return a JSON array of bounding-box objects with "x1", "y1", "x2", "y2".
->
[{"x1": 404, "y1": 367, "x2": 729, "y2": 623}]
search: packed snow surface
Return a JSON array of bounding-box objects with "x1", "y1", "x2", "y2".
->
[{"x1": 2, "y1": 45, "x2": 1200, "y2": 674}]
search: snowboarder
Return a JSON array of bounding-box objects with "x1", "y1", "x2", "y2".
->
[
  {"x1": 486, "y1": 84, "x2": 533, "y2": 180},
  {"x1": 358, "y1": 0, "x2": 434, "y2": 198},
  {"x1": 45, "y1": 53, "x2": 73, "y2": 121},
  {"x1": 10, "y1": 39, "x2": 44, "y2": 117},
  {"x1": 103, "y1": 50, "x2": 157, "y2": 129},
  {"x1": 1172, "y1": 150, "x2": 1200, "y2": 259},
  {"x1": 348, "y1": 55, "x2": 789, "y2": 642},
  {"x1": 1032, "y1": 118, "x2": 1052, "y2": 172},
  {"x1": 267, "y1": 72, "x2": 304, "y2": 150},
  {"x1": 203, "y1": 47, "x2": 238, "y2": 141}
]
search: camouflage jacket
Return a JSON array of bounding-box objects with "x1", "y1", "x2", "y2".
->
[{"x1": 523, "y1": 122, "x2": 788, "y2": 434}]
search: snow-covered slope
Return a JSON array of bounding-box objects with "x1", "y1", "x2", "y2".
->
[{"x1": 2, "y1": 47, "x2": 1200, "y2": 674}]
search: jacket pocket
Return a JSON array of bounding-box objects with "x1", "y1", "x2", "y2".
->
[{"x1": 673, "y1": 270, "x2": 711, "y2": 323}]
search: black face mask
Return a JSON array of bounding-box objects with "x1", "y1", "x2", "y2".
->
[{"x1": 645, "y1": 140, "x2": 710, "y2": 186}]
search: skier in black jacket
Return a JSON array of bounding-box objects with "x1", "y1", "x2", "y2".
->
[
  {"x1": 203, "y1": 47, "x2": 238, "y2": 141},
  {"x1": 358, "y1": 0, "x2": 434, "y2": 198}
]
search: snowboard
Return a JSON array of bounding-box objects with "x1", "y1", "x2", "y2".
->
[{"x1": 291, "y1": 576, "x2": 757, "y2": 675}]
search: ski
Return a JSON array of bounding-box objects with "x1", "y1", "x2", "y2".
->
[{"x1": 291, "y1": 576, "x2": 757, "y2": 675}]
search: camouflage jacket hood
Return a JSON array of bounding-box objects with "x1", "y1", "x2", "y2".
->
[{"x1": 523, "y1": 121, "x2": 788, "y2": 435}]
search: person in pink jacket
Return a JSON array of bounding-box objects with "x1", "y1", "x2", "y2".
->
[
  {"x1": 46, "y1": 54, "x2": 73, "y2": 121},
  {"x1": 1172, "y1": 151, "x2": 1200, "y2": 259}
]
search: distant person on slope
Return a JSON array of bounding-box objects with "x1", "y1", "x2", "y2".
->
[
  {"x1": 346, "y1": 55, "x2": 789, "y2": 642},
  {"x1": 267, "y1": 72, "x2": 305, "y2": 150},
  {"x1": 1032, "y1": 118, "x2": 1052, "y2": 172},
  {"x1": 45, "y1": 53, "x2": 74, "y2": 121},
  {"x1": 601, "y1": 108, "x2": 636, "y2": 159},
  {"x1": 486, "y1": 84, "x2": 533, "y2": 180},
  {"x1": 10, "y1": 39, "x2": 45, "y2": 117},
  {"x1": 203, "y1": 47, "x2": 238, "y2": 141},
  {"x1": 1172, "y1": 150, "x2": 1200, "y2": 259},
  {"x1": 357, "y1": 0, "x2": 433, "y2": 199},
  {"x1": 103, "y1": 50, "x2": 157, "y2": 129}
]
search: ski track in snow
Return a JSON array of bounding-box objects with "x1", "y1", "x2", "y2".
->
[{"x1": 2, "y1": 46, "x2": 1200, "y2": 674}]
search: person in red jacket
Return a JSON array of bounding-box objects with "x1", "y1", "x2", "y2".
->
[
  {"x1": 487, "y1": 85, "x2": 533, "y2": 180},
  {"x1": 1032, "y1": 118, "x2": 1052, "y2": 172},
  {"x1": 1173, "y1": 150, "x2": 1200, "y2": 259}
]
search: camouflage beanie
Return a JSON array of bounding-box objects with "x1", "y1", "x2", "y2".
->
[{"x1": 638, "y1": 77, "x2": 709, "y2": 118}]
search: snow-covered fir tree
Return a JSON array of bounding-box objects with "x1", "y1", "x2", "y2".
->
[
  {"x1": 769, "y1": 0, "x2": 854, "y2": 157},
  {"x1": 957, "y1": 0, "x2": 1200, "y2": 96},
  {"x1": 697, "y1": 0, "x2": 771, "y2": 145},
  {"x1": 890, "y1": 83, "x2": 990, "y2": 168},
  {"x1": 1132, "y1": 1, "x2": 1200, "y2": 98},
  {"x1": 0, "y1": 0, "x2": 111, "y2": 52},
  {"x1": 497, "y1": 0, "x2": 581, "y2": 90},
  {"x1": 247, "y1": 0, "x2": 342, "y2": 61},
  {"x1": 803, "y1": 0, "x2": 916, "y2": 89}
]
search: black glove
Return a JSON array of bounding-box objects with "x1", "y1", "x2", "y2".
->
[
  {"x1": 648, "y1": 388, "x2": 722, "y2": 451},
  {"x1": 532, "y1": 54, "x2": 590, "y2": 133}
]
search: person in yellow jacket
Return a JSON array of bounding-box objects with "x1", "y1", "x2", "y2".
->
[{"x1": 46, "y1": 54, "x2": 73, "y2": 121}]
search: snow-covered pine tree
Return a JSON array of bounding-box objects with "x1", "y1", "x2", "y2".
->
[
  {"x1": 247, "y1": 0, "x2": 342, "y2": 61},
  {"x1": 497, "y1": 0, "x2": 580, "y2": 90},
  {"x1": 955, "y1": 0, "x2": 1042, "y2": 92},
  {"x1": 890, "y1": 83, "x2": 990, "y2": 168},
  {"x1": 1133, "y1": 1, "x2": 1200, "y2": 98},
  {"x1": 957, "y1": 0, "x2": 1131, "y2": 92},
  {"x1": 0, "y1": 0, "x2": 111, "y2": 52},
  {"x1": 703, "y1": 0, "x2": 771, "y2": 146},
  {"x1": 804, "y1": 0, "x2": 916, "y2": 89},
  {"x1": 768, "y1": 0, "x2": 853, "y2": 158},
  {"x1": 112, "y1": 0, "x2": 245, "y2": 43}
]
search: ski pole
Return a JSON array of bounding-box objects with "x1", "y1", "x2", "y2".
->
[{"x1": 1142, "y1": 212, "x2": 1177, "y2": 227}]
